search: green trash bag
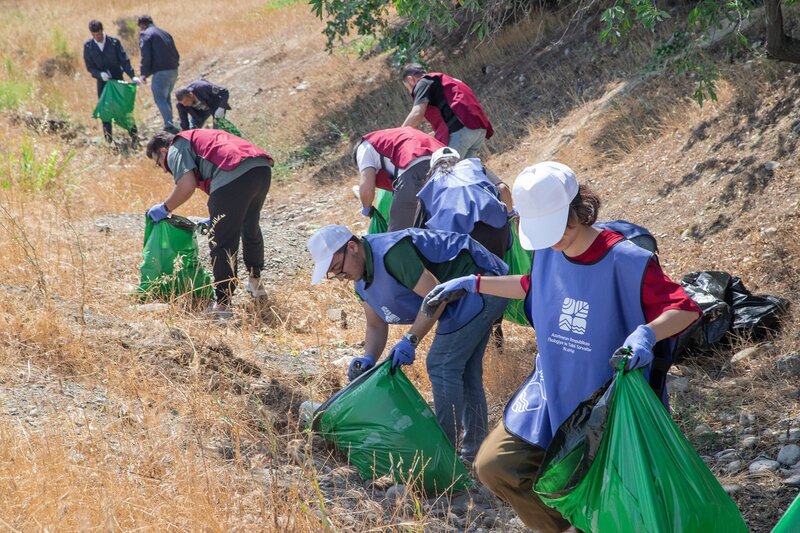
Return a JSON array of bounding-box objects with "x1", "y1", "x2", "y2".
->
[
  {"x1": 773, "y1": 493, "x2": 800, "y2": 533},
  {"x1": 136, "y1": 215, "x2": 214, "y2": 301},
  {"x1": 534, "y1": 364, "x2": 748, "y2": 533},
  {"x1": 214, "y1": 117, "x2": 244, "y2": 138},
  {"x1": 92, "y1": 80, "x2": 137, "y2": 131},
  {"x1": 502, "y1": 221, "x2": 532, "y2": 325},
  {"x1": 367, "y1": 188, "x2": 393, "y2": 234},
  {"x1": 313, "y1": 359, "x2": 472, "y2": 493}
]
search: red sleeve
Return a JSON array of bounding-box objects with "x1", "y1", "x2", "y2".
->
[
  {"x1": 520, "y1": 274, "x2": 531, "y2": 293},
  {"x1": 642, "y1": 259, "x2": 702, "y2": 335}
]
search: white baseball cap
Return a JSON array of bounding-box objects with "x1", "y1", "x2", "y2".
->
[
  {"x1": 512, "y1": 162, "x2": 579, "y2": 250},
  {"x1": 307, "y1": 225, "x2": 353, "y2": 284},
  {"x1": 430, "y1": 146, "x2": 460, "y2": 169}
]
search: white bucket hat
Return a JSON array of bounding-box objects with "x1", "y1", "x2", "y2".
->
[
  {"x1": 307, "y1": 225, "x2": 353, "y2": 284},
  {"x1": 512, "y1": 162, "x2": 579, "y2": 250},
  {"x1": 430, "y1": 146, "x2": 460, "y2": 169}
]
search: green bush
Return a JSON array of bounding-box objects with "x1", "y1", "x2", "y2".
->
[{"x1": 1, "y1": 138, "x2": 73, "y2": 192}]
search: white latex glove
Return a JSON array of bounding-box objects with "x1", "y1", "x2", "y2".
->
[
  {"x1": 214, "y1": 108, "x2": 225, "y2": 119},
  {"x1": 100, "y1": 72, "x2": 111, "y2": 82},
  {"x1": 132, "y1": 76, "x2": 142, "y2": 85}
]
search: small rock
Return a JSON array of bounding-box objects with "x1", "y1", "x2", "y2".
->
[
  {"x1": 764, "y1": 161, "x2": 780, "y2": 171},
  {"x1": 760, "y1": 227, "x2": 778, "y2": 237},
  {"x1": 715, "y1": 449, "x2": 738, "y2": 462},
  {"x1": 731, "y1": 346, "x2": 762, "y2": 364},
  {"x1": 777, "y1": 353, "x2": 800, "y2": 377},
  {"x1": 680, "y1": 228, "x2": 691, "y2": 240},
  {"x1": 777, "y1": 444, "x2": 800, "y2": 466},
  {"x1": 722, "y1": 483, "x2": 742, "y2": 495},
  {"x1": 726, "y1": 460, "x2": 742, "y2": 474},
  {"x1": 667, "y1": 375, "x2": 689, "y2": 393},
  {"x1": 137, "y1": 303, "x2": 170, "y2": 313},
  {"x1": 749, "y1": 459, "x2": 780, "y2": 473},
  {"x1": 741, "y1": 436, "x2": 760, "y2": 450},
  {"x1": 447, "y1": 512, "x2": 459, "y2": 523},
  {"x1": 296, "y1": 81, "x2": 309, "y2": 91},
  {"x1": 739, "y1": 412, "x2": 755, "y2": 427},
  {"x1": 694, "y1": 423, "x2": 714, "y2": 435},
  {"x1": 784, "y1": 473, "x2": 800, "y2": 487},
  {"x1": 778, "y1": 428, "x2": 800, "y2": 442},
  {"x1": 386, "y1": 484, "x2": 407, "y2": 504}
]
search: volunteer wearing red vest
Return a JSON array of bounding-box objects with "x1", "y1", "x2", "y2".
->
[
  {"x1": 145, "y1": 130, "x2": 274, "y2": 320},
  {"x1": 354, "y1": 126, "x2": 444, "y2": 231},
  {"x1": 400, "y1": 63, "x2": 493, "y2": 159}
]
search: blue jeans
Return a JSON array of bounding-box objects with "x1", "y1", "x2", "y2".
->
[
  {"x1": 426, "y1": 294, "x2": 508, "y2": 463},
  {"x1": 150, "y1": 69, "x2": 178, "y2": 128},
  {"x1": 448, "y1": 127, "x2": 486, "y2": 159}
]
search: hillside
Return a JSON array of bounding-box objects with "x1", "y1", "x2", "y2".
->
[{"x1": 0, "y1": 1, "x2": 798, "y2": 531}]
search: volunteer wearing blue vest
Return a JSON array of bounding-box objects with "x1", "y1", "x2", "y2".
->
[
  {"x1": 422, "y1": 162, "x2": 701, "y2": 532},
  {"x1": 307, "y1": 226, "x2": 509, "y2": 464}
]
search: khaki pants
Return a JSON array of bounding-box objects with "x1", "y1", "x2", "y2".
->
[{"x1": 474, "y1": 422, "x2": 572, "y2": 533}]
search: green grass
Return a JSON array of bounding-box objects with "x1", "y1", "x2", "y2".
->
[
  {"x1": 1, "y1": 138, "x2": 74, "y2": 192},
  {"x1": 252, "y1": 0, "x2": 305, "y2": 14},
  {"x1": 0, "y1": 79, "x2": 32, "y2": 111}
]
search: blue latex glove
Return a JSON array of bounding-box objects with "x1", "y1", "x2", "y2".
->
[
  {"x1": 361, "y1": 206, "x2": 374, "y2": 217},
  {"x1": 610, "y1": 325, "x2": 656, "y2": 371},
  {"x1": 389, "y1": 337, "x2": 417, "y2": 370},
  {"x1": 422, "y1": 275, "x2": 477, "y2": 317},
  {"x1": 196, "y1": 217, "x2": 212, "y2": 235},
  {"x1": 147, "y1": 203, "x2": 170, "y2": 223},
  {"x1": 347, "y1": 354, "x2": 376, "y2": 382}
]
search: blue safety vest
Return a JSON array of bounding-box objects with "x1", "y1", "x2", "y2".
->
[
  {"x1": 503, "y1": 233, "x2": 652, "y2": 447},
  {"x1": 417, "y1": 159, "x2": 508, "y2": 235},
  {"x1": 355, "y1": 229, "x2": 508, "y2": 334}
]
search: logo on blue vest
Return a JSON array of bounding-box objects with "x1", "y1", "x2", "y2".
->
[
  {"x1": 510, "y1": 368, "x2": 546, "y2": 413},
  {"x1": 381, "y1": 306, "x2": 401, "y2": 323},
  {"x1": 559, "y1": 298, "x2": 589, "y2": 334}
]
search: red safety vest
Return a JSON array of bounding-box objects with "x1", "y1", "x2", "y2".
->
[
  {"x1": 170, "y1": 130, "x2": 273, "y2": 195},
  {"x1": 421, "y1": 72, "x2": 494, "y2": 145},
  {"x1": 362, "y1": 127, "x2": 444, "y2": 191}
]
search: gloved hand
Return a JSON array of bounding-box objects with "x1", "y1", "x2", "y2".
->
[
  {"x1": 422, "y1": 275, "x2": 477, "y2": 317},
  {"x1": 389, "y1": 336, "x2": 417, "y2": 370},
  {"x1": 196, "y1": 217, "x2": 212, "y2": 235},
  {"x1": 100, "y1": 72, "x2": 111, "y2": 82},
  {"x1": 146, "y1": 203, "x2": 170, "y2": 223},
  {"x1": 347, "y1": 354, "x2": 376, "y2": 382},
  {"x1": 132, "y1": 76, "x2": 142, "y2": 85},
  {"x1": 508, "y1": 207, "x2": 519, "y2": 219},
  {"x1": 214, "y1": 108, "x2": 225, "y2": 119},
  {"x1": 609, "y1": 325, "x2": 656, "y2": 371},
  {"x1": 360, "y1": 206, "x2": 374, "y2": 217}
]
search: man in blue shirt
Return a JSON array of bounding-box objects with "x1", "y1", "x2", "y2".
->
[{"x1": 138, "y1": 15, "x2": 180, "y2": 133}]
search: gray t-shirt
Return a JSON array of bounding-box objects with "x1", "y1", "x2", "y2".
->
[{"x1": 167, "y1": 136, "x2": 270, "y2": 193}]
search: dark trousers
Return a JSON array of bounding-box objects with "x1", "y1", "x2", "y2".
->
[
  {"x1": 206, "y1": 165, "x2": 271, "y2": 305},
  {"x1": 96, "y1": 79, "x2": 138, "y2": 144}
]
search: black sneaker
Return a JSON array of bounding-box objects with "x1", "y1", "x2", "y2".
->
[{"x1": 163, "y1": 124, "x2": 180, "y2": 134}]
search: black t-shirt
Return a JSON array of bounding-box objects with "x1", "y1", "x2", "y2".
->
[{"x1": 412, "y1": 76, "x2": 463, "y2": 133}]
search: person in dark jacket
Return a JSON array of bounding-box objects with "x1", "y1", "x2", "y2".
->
[
  {"x1": 137, "y1": 15, "x2": 180, "y2": 133},
  {"x1": 145, "y1": 130, "x2": 274, "y2": 320},
  {"x1": 83, "y1": 20, "x2": 141, "y2": 144},
  {"x1": 175, "y1": 80, "x2": 231, "y2": 130}
]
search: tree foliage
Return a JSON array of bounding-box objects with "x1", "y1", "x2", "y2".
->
[{"x1": 310, "y1": 0, "x2": 800, "y2": 105}]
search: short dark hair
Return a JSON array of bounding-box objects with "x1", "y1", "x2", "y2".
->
[
  {"x1": 174, "y1": 87, "x2": 190, "y2": 100},
  {"x1": 137, "y1": 15, "x2": 153, "y2": 27},
  {"x1": 146, "y1": 131, "x2": 175, "y2": 159},
  {"x1": 88, "y1": 20, "x2": 103, "y2": 33},
  {"x1": 401, "y1": 63, "x2": 425, "y2": 79},
  {"x1": 568, "y1": 185, "x2": 601, "y2": 226}
]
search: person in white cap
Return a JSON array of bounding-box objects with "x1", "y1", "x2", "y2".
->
[
  {"x1": 421, "y1": 161, "x2": 701, "y2": 532},
  {"x1": 307, "y1": 224, "x2": 509, "y2": 465}
]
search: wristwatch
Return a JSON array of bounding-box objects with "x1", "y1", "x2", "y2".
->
[{"x1": 403, "y1": 333, "x2": 420, "y2": 347}]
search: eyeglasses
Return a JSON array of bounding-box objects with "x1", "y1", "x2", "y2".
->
[
  {"x1": 154, "y1": 151, "x2": 165, "y2": 170},
  {"x1": 326, "y1": 246, "x2": 349, "y2": 280}
]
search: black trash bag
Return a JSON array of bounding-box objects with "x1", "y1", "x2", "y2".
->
[
  {"x1": 675, "y1": 271, "x2": 788, "y2": 359},
  {"x1": 534, "y1": 378, "x2": 615, "y2": 498}
]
